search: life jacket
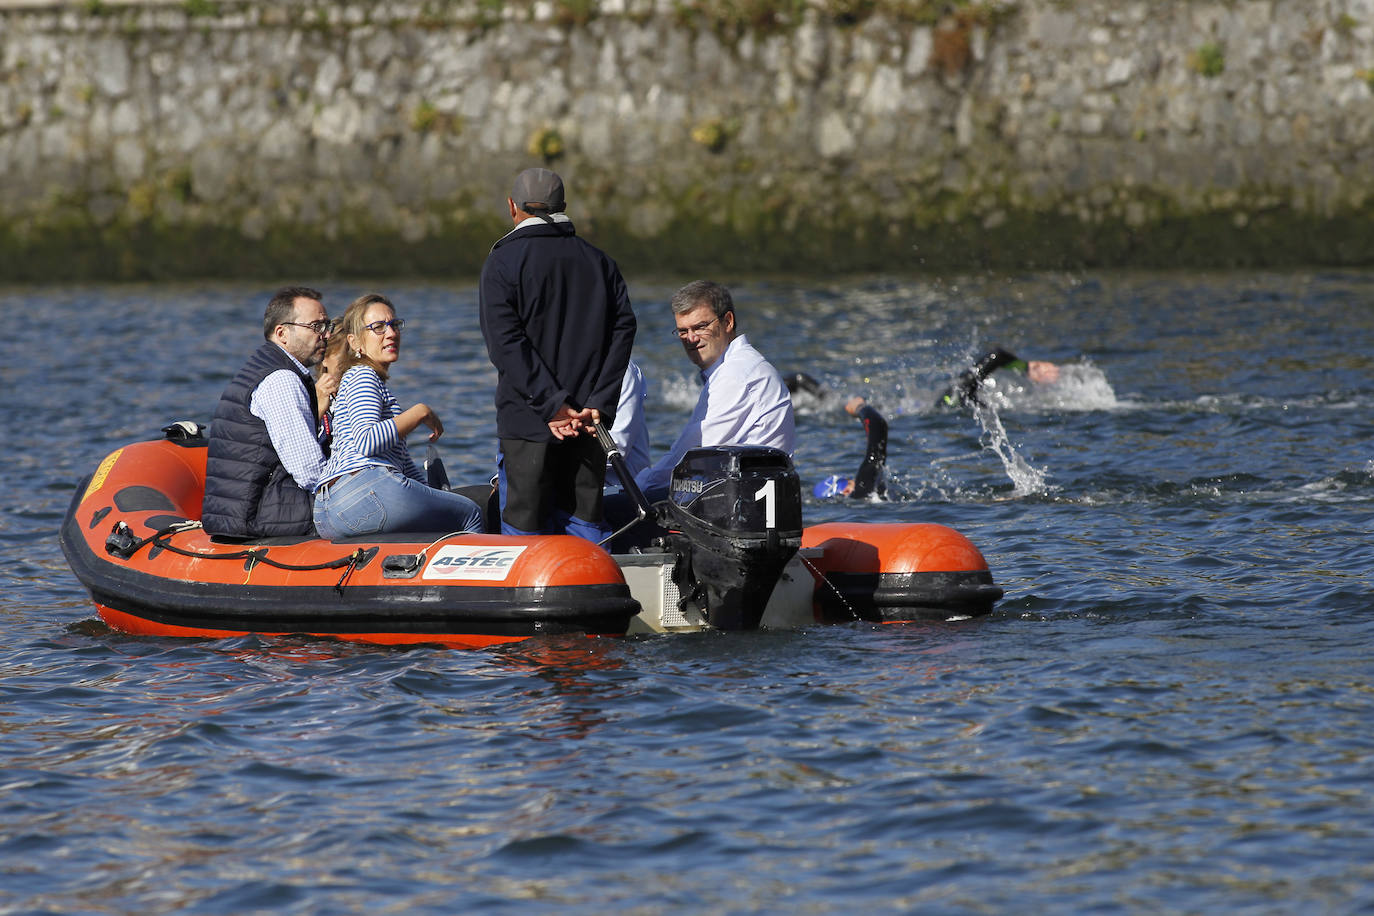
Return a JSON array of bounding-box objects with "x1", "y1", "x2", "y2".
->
[{"x1": 201, "y1": 342, "x2": 322, "y2": 538}]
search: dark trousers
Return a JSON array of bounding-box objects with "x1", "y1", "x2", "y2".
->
[{"x1": 497, "y1": 435, "x2": 609, "y2": 542}]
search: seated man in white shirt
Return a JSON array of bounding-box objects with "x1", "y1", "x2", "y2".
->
[
  {"x1": 634, "y1": 280, "x2": 795, "y2": 501},
  {"x1": 605, "y1": 359, "x2": 650, "y2": 490}
]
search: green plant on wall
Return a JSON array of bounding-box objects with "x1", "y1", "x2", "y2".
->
[
  {"x1": 554, "y1": 0, "x2": 598, "y2": 26},
  {"x1": 1188, "y1": 41, "x2": 1225, "y2": 77},
  {"x1": 184, "y1": 0, "x2": 219, "y2": 17},
  {"x1": 473, "y1": 0, "x2": 504, "y2": 31},
  {"x1": 412, "y1": 100, "x2": 441, "y2": 132},
  {"x1": 672, "y1": 0, "x2": 1010, "y2": 33},
  {"x1": 527, "y1": 126, "x2": 565, "y2": 160},
  {"x1": 165, "y1": 167, "x2": 194, "y2": 203},
  {"x1": 677, "y1": 0, "x2": 803, "y2": 37},
  {"x1": 127, "y1": 181, "x2": 158, "y2": 220},
  {"x1": 691, "y1": 117, "x2": 738, "y2": 153},
  {"x1": 409, "y1": 101, "x2": 463, "y2": 135},
  {"x1": 826, "y1": 0, "x2": 877, "y2": 26}
]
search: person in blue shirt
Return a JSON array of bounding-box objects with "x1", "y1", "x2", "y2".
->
[
  {"x1": 312, "y1": 293, "x2": 483, "y2": 539},
  {"x1": 632, "y1": 280, "x2": 795, "y2": 501},
  {"x1": 601, "y1": 282, "x2": 794, "y2": 549},
  {"x1": 606, "y1": 359, "x2": 651, "y2": 489}
]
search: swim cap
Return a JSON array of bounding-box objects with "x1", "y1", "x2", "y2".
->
[{"x1": 813, "y1": 475, "x2": 851, "y2": 499}]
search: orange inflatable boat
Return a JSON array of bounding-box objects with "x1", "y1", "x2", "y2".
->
[{"x1": 60, "y1": 426, "x2": 1002, "y2": 647}]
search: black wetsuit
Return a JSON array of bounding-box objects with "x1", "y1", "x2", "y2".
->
[
  {"x1": 936, "y1": 348, "x2": 1029, "y2": 408},
  {"x1": 783, "y1": 372, "x2": 887, "y2": 499},
  {"x1": 783, "y1": 371, "x2": 826, "y2": 399},
  {"x1": 850, "y1": 404, "x2": 887, "y2": 500}
]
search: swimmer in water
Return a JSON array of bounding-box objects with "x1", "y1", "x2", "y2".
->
[{"x1": 935, "y1": 347, "x2": 1060, "y2": 409}]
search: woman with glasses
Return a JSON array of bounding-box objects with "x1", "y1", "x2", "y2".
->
[{"x1": 312, "y1": 293, "x2": 484, "y2": 539}]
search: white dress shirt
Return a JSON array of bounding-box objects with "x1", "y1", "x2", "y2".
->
[
  {"x1": 635, "y1": 335, "x2": 795, "y2": 494},
  {"x1": 608, "y1": 360, "x2": 651, "y2": 486}
]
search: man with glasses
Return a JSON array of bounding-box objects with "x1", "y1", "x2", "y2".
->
[
  {"x1": 632, "y1": 280, "x2": 795, "y2": 501},
  {"x1": 479, "y1": 168, "x2": 636, "y2": 542},
  {"x1": 202, "y1": 286, "x2": 332, "y2": 539}
]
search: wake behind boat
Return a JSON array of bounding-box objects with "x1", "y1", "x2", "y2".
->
[{"x1": 60, "y1": 424, "x2": 1003, "y2": 647}]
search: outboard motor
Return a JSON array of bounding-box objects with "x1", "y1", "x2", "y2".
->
[{"x1": 658, "y1": 446, "x2": 803, "y2": 630}]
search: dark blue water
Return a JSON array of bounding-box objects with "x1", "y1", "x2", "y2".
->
[{"x1": 3, "y1": 272, "x2": 1373, "y2": 913}]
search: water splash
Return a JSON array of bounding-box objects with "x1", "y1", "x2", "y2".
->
[
  {"x1": 971, "y1": 401, "x2": 1051, "y2": 496},
  {"x1": 974, "y1": 361, "x2": 1119, "y2": 413}
]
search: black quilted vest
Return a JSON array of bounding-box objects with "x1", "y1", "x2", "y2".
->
[{"x1": 201, "y1": 342, "x2": 322, "y2": 538}]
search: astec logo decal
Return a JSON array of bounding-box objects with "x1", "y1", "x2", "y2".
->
[{"x1": 423, "y1": 545, "x2": 528, "y2": 581}]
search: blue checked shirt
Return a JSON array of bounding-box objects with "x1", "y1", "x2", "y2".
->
[{"x1": 248, "y1": 349, "x2": 326, "y2": 491}]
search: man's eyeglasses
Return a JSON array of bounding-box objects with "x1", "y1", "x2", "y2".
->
[
  {"x1": 671, "y1": 316, "x2": 721, "y2": 339},
  {"x1": 283, "y1": 320, "x2": 332, "y2": 335},
  {"x1": 364, "y1": 319, "x2": 405, "y2": 335}
]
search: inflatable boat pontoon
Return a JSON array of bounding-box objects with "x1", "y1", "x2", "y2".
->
[{"x1": 60, "y1": 424, "x2": 1003, "y2": 647}]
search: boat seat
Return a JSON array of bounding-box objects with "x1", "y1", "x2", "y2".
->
[{"x1": 451, "y1": 483, "x2": 502, "y2": 534}]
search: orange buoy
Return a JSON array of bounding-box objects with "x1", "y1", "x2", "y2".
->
[{"x1": 801, "y1": 522, "x2": 1003, "y2": 622}]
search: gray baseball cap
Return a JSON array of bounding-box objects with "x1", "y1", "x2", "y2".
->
[{"x1": 511, "y1": 168, "x2": 566, "y2": 213}]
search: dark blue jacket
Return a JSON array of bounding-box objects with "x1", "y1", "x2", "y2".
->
[
  {"x1": 202, "y1": 342, "x2": 320, "y2": 538},
  {"x1": 479, "y1": 219, "x2": 636, "y2": 441}
]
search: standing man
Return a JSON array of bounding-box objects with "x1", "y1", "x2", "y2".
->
[
  {"x1": 479, "y1": 168, "x2": 636, "y2": 541},
  {"x1": 202, "y1": 286, "x2": 331, "y2": 539},
  {"x1": 633, "y1": 280, "x2": 795, "y2": 501}
]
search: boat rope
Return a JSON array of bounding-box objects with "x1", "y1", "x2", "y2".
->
[
  {"x1": 797, "y1": 553, "x2": 860, "y2": 621},
  {"x1": 105, "y1": 520, "x2": 370, "y2": 576},
  {"x1": 405, "y1": 529, "x2": 468, "y2": 569}
]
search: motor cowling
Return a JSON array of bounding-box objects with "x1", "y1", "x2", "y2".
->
[{"x1": 659, "y1": 446, "x2": 802, "y2": 630}]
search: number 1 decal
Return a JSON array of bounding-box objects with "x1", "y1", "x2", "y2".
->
[{"x1": 754, "y1": 479, "x2": 776, "y2": 529}]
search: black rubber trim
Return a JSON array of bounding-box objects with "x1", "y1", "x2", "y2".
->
[
  {"x1": 817, "y1": 569, "x2": 1003, "y2": 622},
  {"x1": 60, "y1": 502, "x2": 640, "y2": 638}
]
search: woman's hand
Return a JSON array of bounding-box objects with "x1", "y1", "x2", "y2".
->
[
  {"x1": 315, "y1": 373, "x2": 340, "y2": 419},
  {"x1": 398, "y1": 403, "x2": 443, "y2": 441}
]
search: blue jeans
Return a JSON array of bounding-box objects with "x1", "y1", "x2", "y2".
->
[{"x1": 313, "y1": 465, "x2": 483, "y2": 539}]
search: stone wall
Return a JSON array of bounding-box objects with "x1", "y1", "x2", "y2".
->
[{"x1": 3, "y1": 0, "x2": 1374, "y2": 279}]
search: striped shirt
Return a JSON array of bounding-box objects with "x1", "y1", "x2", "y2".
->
[{"x1": 316, "y1": 365, "x2": 423, "y2": 489}]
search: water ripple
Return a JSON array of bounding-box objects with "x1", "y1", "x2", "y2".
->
[{"x1": 1, "y1": 273, "x2": 1373, "y2": 911}]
